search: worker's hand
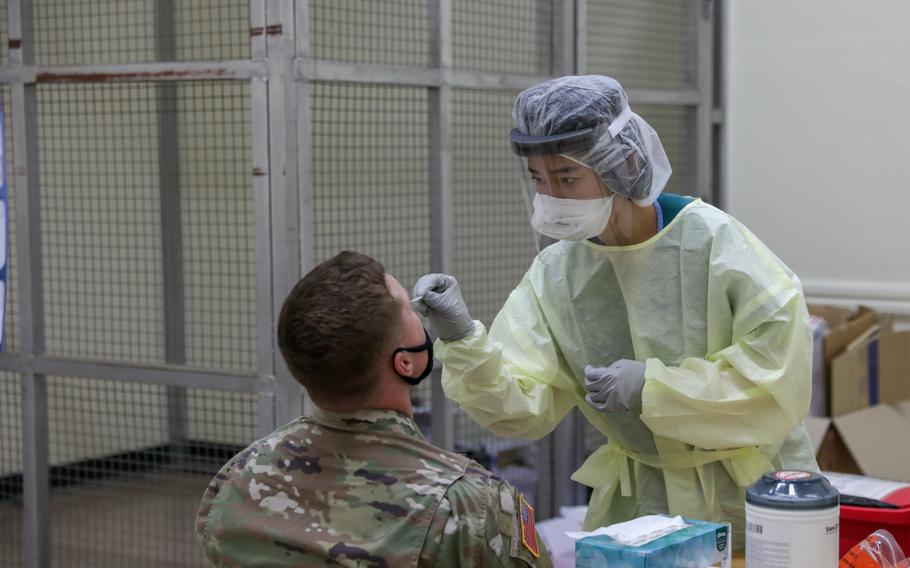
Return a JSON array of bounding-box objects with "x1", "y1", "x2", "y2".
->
[
  {"x1": 412, "y1": 274, "x2": 476, "y2": 341},
  {"x1": 584, "y1": 360, "x2": 646, "y2": 413}
]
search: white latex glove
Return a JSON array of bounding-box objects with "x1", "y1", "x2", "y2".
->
[
  {"x1": 584, "y1": 360, "x2": 646, "y2": 413},
  {"x1": 412, "y1": 273, "x2": 475, "y2": 341}
]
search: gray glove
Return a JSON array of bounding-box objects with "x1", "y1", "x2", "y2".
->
[
  {"x1": 412, "y1": 273, "x2": 475, "y2": 341},
  {"x1": 584, "y1": 360, "x2": 646, "y2": 413}
]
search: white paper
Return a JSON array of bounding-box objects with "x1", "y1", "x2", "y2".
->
[
  {"x1": 822, "y1": 471, "x2": 910, "y2": 500},
  {"x1": 566, "y1": 515, "x2": 688, "y2": 547}
]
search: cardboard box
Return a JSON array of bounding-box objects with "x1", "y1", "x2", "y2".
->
[
  {"x1": 834, "y1": 405, "x2": 910, "y2": 481},
  {"x1": 829, "y1": 327, "x2": 910, "y2": 417},
  {"x1": 898, "y1": 400, "x2": 910, "y2": 422},
  {"x1": 808, "y1": 305, "x2": 878, "y2": 417},
  {"x1": 829, "y1": 325, "x2": 880, "y2": 416},
  {"x1": 806, "y1": 405, "x2": 910, "y2": 481},
  {"x1": 808, "y1": 305, "x2": 910, "y2": 418},
  {"x1": 806, "y1": 416, "x2": 863, "y2": 475},
  {"x1": 880, "y1": 331, "x2": 910, "y2": 404},
  {"x1": 808, "y1": 305, "x2": 877, "y2": 361},
  {"x1": 809, "y1": 316, "x2": 829, "y2": 417},
  {"x1": 804, "y1": 305, "x2": 910, "y2": 478}
]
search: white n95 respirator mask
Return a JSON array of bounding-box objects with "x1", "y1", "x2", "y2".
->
[{"x1": 530, "y1": 193, "x2": 614, "y2": 241}]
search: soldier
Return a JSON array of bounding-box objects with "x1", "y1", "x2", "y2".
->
[{"x1": 195, "y1": 250, "x2": 553, "y2": 567}]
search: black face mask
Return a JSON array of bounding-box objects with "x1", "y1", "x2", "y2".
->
[{"x1": 392, "y1": 328, "x2": 434, "y2": 386}]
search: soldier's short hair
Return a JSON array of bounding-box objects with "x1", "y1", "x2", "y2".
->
[{"x1": 277, "y1": 250, "x2": 402, "y2": 404}]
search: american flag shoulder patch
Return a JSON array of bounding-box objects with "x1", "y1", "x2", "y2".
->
[{"x1": 518, "y1": 493, "x2": 540, "y2": 558}]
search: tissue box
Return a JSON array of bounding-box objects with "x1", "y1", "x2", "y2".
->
[{"x1": 575, "y1": 518, "x2": 731, "y2": 568}]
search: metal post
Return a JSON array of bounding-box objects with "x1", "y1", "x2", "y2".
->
[
  {"x1": 712, "y1": 0, "x2": 727, "y2": 209},
  {"x1": 545, "y1": 0, "x2": 581, "y2": 518},
  {"x1": 265, "y1": 0, "x2": 303, "y2": 425},
  {"x1": 294, "y1": 0, "x2": 314, "y2": 276},
  {"x1": 21, "y1": 371, "x2": 48, "y2": 568},
  {"x1": 295, "y1": 0, "x2": 316, "y2": 419},
  {"x1": 251, "y1": 0, "x2": 277, "y2": 436},
  {"x1": 427, "y1": 0, "x2": 455, "y2": 452},
  {"x1": 10, "y1": 0, "x2": 50, "y2": 564},
  {"x1": 553, "y1": 0, "x2": 576, "y2": 75},
  {"x1": 575, "y1": 0, "x2": 587, "y2": 74},
  {"x1": 154, "y1": 0, "x2": 189, "y2": 455},
  {"x1": 694, "y1": 0, "x2": 715, "y2": 202}
]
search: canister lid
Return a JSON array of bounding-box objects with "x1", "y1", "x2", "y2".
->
[{"x1": 746, "y1": 470, "x2": 839, "y2": 510}]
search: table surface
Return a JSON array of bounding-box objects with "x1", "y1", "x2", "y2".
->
[{"x1": 733, "y1": 551, "x2": 745, "y2": 567}]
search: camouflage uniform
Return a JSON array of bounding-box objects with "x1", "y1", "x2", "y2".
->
[{"x1": 196, "y1": 407, "x2": 553, "y2": 567}]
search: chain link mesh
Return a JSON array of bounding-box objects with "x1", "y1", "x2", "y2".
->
[
  {"x1": 0, "y1": 0, "x2": 708, "y2": 559},
  {"x1": 37, "y1": 82, "x2": 256, "y2": 371},
  {"x1": 309, "y1": 0, "x2": 428, "y2": 67},
  {"x1": 453, "y1": 89, "x2": 536, "y2": 326},
  {"x1": 33, "y1": 0, "x2": 249, "y2": 66},
  {"x1": 309, "y1": 81, "x2": 433, "y2": 417},
  {"x1": 42, "y1": 376, "x2": 256, "y2": 568},
  {"x1": 2, "y1": 86, "x2": 16, "y2": 355},
  {"x1": 0, "y1": 373, "x2": 22, "y2": 568},
  {"x1": 453, "y1": 0, "x2": 556, "y2": 75},
  {"x1": 635, "y1": 104, "x2": 694, "y2": 198},
  {"x1": 0, "y1": 0, "x2": 7, "y2": 66},
  {"x1": 310, "y1": 82, "x2": 431, "y2": 290},
  {"x1": 585, "y1": 0, "x2": 693, "y2": 89},
  {"x1": 451, "y1": 88, "x2": 541, "y2": 510}
]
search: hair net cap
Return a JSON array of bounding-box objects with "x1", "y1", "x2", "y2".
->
[{"x1": 511, "y1": 75, "x2": 672, "y2": 206}]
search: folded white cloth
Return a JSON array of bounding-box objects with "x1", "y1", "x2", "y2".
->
[{"x1": 566, "y1": 515, "x2": 688, "y2": 547}]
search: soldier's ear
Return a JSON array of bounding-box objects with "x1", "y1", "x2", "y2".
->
[{"x1": 392, "y1": 350, "x2": 414, "y2": 377}]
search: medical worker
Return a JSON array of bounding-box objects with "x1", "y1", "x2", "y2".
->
[{"x1": 413, "y1": 75, "x2": 818, "y2": 546}]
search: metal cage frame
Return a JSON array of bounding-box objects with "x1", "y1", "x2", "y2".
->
[{"x1": 0, "y1": 1, "x2": 722, "y2": 566}]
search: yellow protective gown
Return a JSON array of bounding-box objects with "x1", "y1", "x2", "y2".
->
[{"x1": 436, "y1": 199, "x2": 818, "y2": 546}]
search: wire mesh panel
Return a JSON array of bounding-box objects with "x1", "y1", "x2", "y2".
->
[
  {"x1": 2, "y1": 86, "x2": 17, "y2": 354},
  {"x1": 176, "y1": 82, "x2": 256, "y2": 373},
  {"x1": 38, "y1": 81, "x2": 257, "y2": 370},
  {"x1": 634, "y1": 104, "x2": 694, "y2": 198},
  {"x1": 453, "y1": 0, "x2": 556, "y2": 75},
  {"x1": 0, "y1": 0, "x2": 7, "y2": 66},
  {"x1": 33, "y1": 0, "x2": 249, "y2": 66},
  {"x1": 172, "y1": 1, "x2": 251, "y2": 62},
  {"x1": 39, "y1": 83, "x2": 165, "y2": 364},
  {"x1": 43, "y1": 376, "x2": 257, "y2": 568},
  {"x1": 308, "y1": 0, "x2": 428, "y2": 67},
  {"x1": 0, "y1": 0, "x2": 714, "y2": 562},
  {"x1": 585, "y1": 0, "x2": 694, "y2": 90},
  {"x1": 450, "y1": 88, "x2": 542, "y2": 513},
  {"x1": 48, "y1": 378, "x2": 169, "y2": 467},
  {"x1": 0, "y1": 373, "x2": 22, "y2": 568},
  {"x1": 186, "y1": 389, "x2": 259, "y2": 447},
  {"x1": 308, "y1": 81, "x2": 433, "y2": 404},
  {"x1": 310, "y1": 81, "x2": 432, "y2": 413},
  {"x1": 453, "y1": 89, "x2": 536, "y2": 326},
  {"x1": 310, "y1": 82, "x2": 430, "y2": 289}
]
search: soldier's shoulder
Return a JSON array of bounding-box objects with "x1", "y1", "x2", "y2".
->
[
  {"x1": 455, "y1": 459, "x2": 496, "y2": 488},
  {"x1": 434, "y1": 466, "x2": 550, "y2": 566},
  {"x1": 440, "y1": 460, "x2": 506, "y2": 526}
]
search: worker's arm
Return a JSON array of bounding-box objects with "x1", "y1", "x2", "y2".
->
[
  {"x1": 641, "y1": 221, "x2": 813, "y2": 449},
  {"x1": 434, "y1": 272, "x2": 579, "y2": 441}
]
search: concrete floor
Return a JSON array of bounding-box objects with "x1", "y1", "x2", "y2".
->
[{"x1": 0, "y1": 471, "x2": 213, "y2": 568}]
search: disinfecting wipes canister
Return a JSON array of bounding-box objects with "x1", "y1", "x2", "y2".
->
[{"x1": 746, "y1": 470, "x2": 839, "y2": 568}]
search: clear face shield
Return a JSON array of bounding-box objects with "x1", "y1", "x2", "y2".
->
[
  {"x1": 510, "y1": 128, "x2": 621, "y2": 247},
  {"x1": 515, "y1": 153, "x2": 615, "y2": 244},
  {"x1": 510, "y1": 106, "x2": 668, "y2": 249}
]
